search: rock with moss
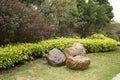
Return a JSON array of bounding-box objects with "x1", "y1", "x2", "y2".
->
[
  {"x1": 66, "y1": 56, "x2": 90, "y2": 69},
  {"x1": 64, "y1": 43, "x2": 90, "y2": 69}
]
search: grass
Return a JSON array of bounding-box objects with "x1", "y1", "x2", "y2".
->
[{"x1": 0, "y1": 47, "x2": 120, "y2": 80}]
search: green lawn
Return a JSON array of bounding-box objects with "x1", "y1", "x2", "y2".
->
[{"x1": 0, "y1": 47, "x2": 120, "y2": 80}]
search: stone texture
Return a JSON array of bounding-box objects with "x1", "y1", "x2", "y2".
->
[
  {"x1": 112, "y1": 73, "x2": 120, "y2": 80},
  {"x1": 64, "y1": 43, "x2": 90, "y2": 69},
  {"x1": 117, "y1": 42, "x2": 120, "y2": 46},
  {"x1": 66, "y1": 56, "x2": 90, "y2": 69},
  {"x1": 46, "y1": 48, "x2": 66, "y2": 66},
  {"x1": 64, "y1": 42, "x2": 86, "y2": 58}
]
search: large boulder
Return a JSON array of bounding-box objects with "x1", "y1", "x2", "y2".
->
[
  {"x1": 64, "y1": 42, "x2": 86, "y2": 58},
  {"x1": 66, "y1": 56, "x2": 90, "y2": 69},
  {"x1": 46, "y1": 48, "x2": 66, "y2": 66},
  {"x1": 64, "y1": 43, "x2": 90, "y2": 69}
]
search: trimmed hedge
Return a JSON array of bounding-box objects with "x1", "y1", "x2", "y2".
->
[
  {"x1": 38, "y1": 37, "x2": 117, "y2": 53},
  {"x1": 0, "y1": 36, "x2": 117, "y2": 68},
  {"x1": 87, "y1": 34, "x2": 108, "y2": 39}
]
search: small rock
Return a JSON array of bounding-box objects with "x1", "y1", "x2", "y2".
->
[
  {"x1": 46, "y1": 48, "x2": 66, "y2": 66},
  {"x1": 112, "y1": 73, "x2": 120, "y2": 80},
  {"x1": 117, "y1": 42, "x2": 120, "y2": 46}
]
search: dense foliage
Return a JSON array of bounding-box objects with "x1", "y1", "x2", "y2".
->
[
  {"x1": 0, "y1": 0, "x2": 116, "y2": 68},
  {"x1": 76, "y1": 0, "x2": 113, "y2": 37},
  {"x1": 103, "y1": 22, "x2": 120, "y2": 41},
  {"x1": 34, "y1": 0, "x2": 113, "y2": 37},
  {"x1": 0, "y1": 0, "x2": 114, "y2": 45},
  {"x1": 0, "y1": 34, "x2": 117, "y2": 68},
  {"x1": 0, "y1": 0, "x2": 52, "y2": 45},
  {"x1": 87, "y1": 34, "x2": 108, "y2": 39}
]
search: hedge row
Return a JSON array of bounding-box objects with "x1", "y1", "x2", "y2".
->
[
  {"x1": 39, "y1": 37, "x2": 117, "y2": 53},
  {"x1": 87, "y1": 34, "x2": 109, "y2": 40},
  {"x1": 0, "y1": 36, "x2": 117, "y2": 68}
]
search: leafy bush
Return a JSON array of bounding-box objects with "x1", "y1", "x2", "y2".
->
[
  {"x1": 0, "y1": 0, "x2": 51, "y2": 45},
  {"x1": 87, "y1": 34, "x2": 108, "y2": 39},
  {"x1": 0, "y1": 37, "x2": 117, "y2": 68},
  {"x1": 0, "y1": 43, "x2": 41, "y2": 68}
]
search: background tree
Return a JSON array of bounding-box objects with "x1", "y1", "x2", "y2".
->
[
  {"x1": 76, "y1": 0, "x2": 98, "y2": 37},
  {"x1": 19, "y1": 0, "x2": 114, "y2": 38},
  {"x1": 39, "y1": 0, "x2": 78, "y2": 37},
  {"x1": 94, "y1": 0, "x2": 113, "y2": 20},
  {"x1": 76, "y1": 0, "x2": 114, "y2": 37},
  {"x1": 94, "y1": 0, "x2": 109, "y2": 5},
  {"x1": 19, "y1": 0, "x2": 44, "y2": 5},
  {"x1": 0, "y1": 0, "x2": 115, "y2": 45},
  {"x1": 0, "y1": 0, "x2": 51, "y2": 45},
  {"x1": 103, "y1": 21, "x2": 120, "y2": 40}
]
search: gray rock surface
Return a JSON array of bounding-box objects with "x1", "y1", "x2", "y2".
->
[
  {"x1": 72, "y1": 42, "x2": 86, "y2": 56},
  {"x1": 64, "y1": 42, "x2": 86, "y2": 58},
  {"x1": 46, "y1": 48, "x2": 66, "y2": 66},
  {"x1": 112, "y1": 73, "x2": 120, "y2": 80},
  {"x1": 117, "y1": 42, "x2": 120, "y2": 46}
]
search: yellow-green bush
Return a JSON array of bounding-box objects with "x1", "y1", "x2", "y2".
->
[
  {"x1": 87, "y1": 34, "x2": 108, "y2": 39},
  {"x1": 0, "y1": 36, "x2": 117, "y2": 68}
]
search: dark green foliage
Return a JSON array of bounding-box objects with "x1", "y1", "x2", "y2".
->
[
  {"x1": 0, "y1": 35, "x2": 117, "y2": 68},
  {"x1": 76, "y1": 0, "x2": 100, "y2": 37},
  {"x1": 94, "y1": 0, "x2": 114, "y2": 20},
  {"x1": 0, "y1": 0, "x2": 115, "y2": 45},
  {"x1": 76, "y1": 0, "x2": 114, "y2": 37},
  {"x1": 39, "y1": 0, "x2": 78, "y2": 37},
  {"x1": 116, "y1": 31, "x2": 120, "y2": 40},
  {"x1": 0, "y1": 0, "x2": 52, "y2": 45},
  {"x1": 94, "y1": 0, "x2": 109, "y2": 5},
  {"x1": 104, "y1": 22, "x2": 120, "y2": 41},
  {"x1": 19, "y1": 0, "x2": 44, "y2": 4}
]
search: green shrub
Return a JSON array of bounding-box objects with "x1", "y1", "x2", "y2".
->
[
  {"x1": 0, "y1": 37, "x2": 117, "y2": 68},
  {"x1": 87, "y1": 34, "x2": 108, "y2": 39},
  {"x1": 0, "y1": 0, "x2": 51, "y2": 45}
]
